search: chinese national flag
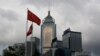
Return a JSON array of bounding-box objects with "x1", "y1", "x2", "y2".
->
[
  {"x1": 27, "y1": 10, "x2": 41, "y2": 25},
  {"x1": 27, "y1": 24, "x2": 33, "y2": 36}
]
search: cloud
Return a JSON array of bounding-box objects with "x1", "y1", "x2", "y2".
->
[
  {"x1": 0, "y1": 8, "x2": 19, "y2": 21},
  {"x1": 0, "y1": 8, "x2": 22, "y2": 45},
  {"x1": 0, "y1": 8, "x2": 18, "y2": 38}
]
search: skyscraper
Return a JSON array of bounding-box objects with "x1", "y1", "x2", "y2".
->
[
  {"x1": 41, "y1": 11, "x2": 56, "y2": 54},
  {"x1": 52, "y1": 38, "x2": 62, "y2": 48},
  {"x1": 62, "y1": 29, "x2": 82, "y2": 52},
  {"x1": 25, "y1": 37, "x2": 40, "y2": 56},
  {"x1": 30, "y1": 37, "x2": 40, "y2": 54}
]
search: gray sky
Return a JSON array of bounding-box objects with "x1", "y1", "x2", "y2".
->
[{"x1": 0, "y1": 0, "x2": 100, "y2": 56}]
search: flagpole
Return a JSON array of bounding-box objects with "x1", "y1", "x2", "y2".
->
[
  {"x1": 26, "y1": 9, "x2": 41, "y2": 56},
  {"x1": 25, "y1": 19, "x2": 28, "y2": 56},
  {"x1": 31, "y1": 22, "x2": 33, "y2": 56},
  {"x1": 25, "y1": 9, "x2": 28, "y2": 56}
]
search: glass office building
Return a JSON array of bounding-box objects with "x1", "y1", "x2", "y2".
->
[{"x1": 63, "y1": 29, "x2": 82, "y2": 52}]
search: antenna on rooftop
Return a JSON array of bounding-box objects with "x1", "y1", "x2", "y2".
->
[{"x1": 48, "y1": 0, "x2": 51, "y2": 15}]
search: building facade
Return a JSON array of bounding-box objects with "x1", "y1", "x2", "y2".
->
[
  {"x1": 41, "y1": 11, "x2": 56, "y2": 54},
  {"x1": 26, "y1": 37, "x2": 40, "y2": 56},
  {"x1": 52, "y1": 38, "x2": 62, "y2": 48},
  {"x1": 63, "y1": 29, "x2": 82, "y2": 52}
]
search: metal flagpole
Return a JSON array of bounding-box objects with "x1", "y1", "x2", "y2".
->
[
  {"x1": 40, "y1": 20, "x2": 42, "y2": 56},
  {"x1": 25, "y1": 17, "x2": 28, "y2": 56},
  {"x1": 25, "y1": 9, "x2": 28, "y2": 56},
  {"x1": 31, "y1": 23, "x2": 33, "y2": 56}
]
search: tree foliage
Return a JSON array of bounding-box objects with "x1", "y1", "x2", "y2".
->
[
  {"x1": 3, "y1": 43, "x2": 40, "y2": 56},
  {"x1": 3, "y1": 44, "x2": 25, "y2": 56}
]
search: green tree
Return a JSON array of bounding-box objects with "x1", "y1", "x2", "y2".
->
[
  {"x1": 3, "y1": 43, "x2": 40, "y2": 56},
  {"x1": 3, "y1": 44, "x2": 25, "y2": 56}
]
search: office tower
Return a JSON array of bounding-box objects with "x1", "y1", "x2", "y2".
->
[
  {"x1": 52, "y1": 38, "x2": 62, "y2": 48},
  {"x1": 27, "y1": 37, "x2": 40, "y2": 56},
  {"x1": 26, "y1": 41, "x2": 31, "y2": 56},
  {"x1": 30, "y1": 37, "x2": 40, "y2": 50},
  {"x1": 41, "y1": 11, "x2": 56, "y2": 54},
  {"x1": 63, "y1": 29, "x2": 82, "y2": 52}
]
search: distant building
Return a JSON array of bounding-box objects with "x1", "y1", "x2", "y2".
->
[
  {"x1": 52, "y1": 38, "x2": 62, "y2": 48},
  {"x1": 27, "y1": 37, "x2": 40, "y2": 56},
  {"x1": 62, "y1": 28, "x2": 82, "y2": 52},
  {"x1": 41, "y1": 11, "x2": 57, "y2": 54},
  {"x1": 30, "y1": 37, "x2": 40, "y2": 50},
  {"x1": 51, "y1": 38, "x2": 63, "y2": 56},
  {"x1": 26, "y1": 41, "x2": 31, "y2": 56}
]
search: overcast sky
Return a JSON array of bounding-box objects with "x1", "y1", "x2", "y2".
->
[{"x1": 0, "y1": 0, "x2": 100, "y2": 56}]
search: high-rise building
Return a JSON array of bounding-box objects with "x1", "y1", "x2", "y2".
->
[
  {"x1": 26, "y1": 37, "x2": 40, "y2": 56},
  {"x1": 62, "y1": 29, "x2": 82, "y2": 52},
  {"x1": 41, "y1": 11, "x2": 56, "y2": 54},
  {"x1": 30, "y1": 37, "x2": 40, "y2": 50},
  {"x1": 52, "y1": 38, "x2": 62, "y2": 48},
  {"x1": 26, "y1": 41, "x2": 31, "y2": 56},
  {"x1": 51, "y1": 38, "x2": 63, "y2": 56}
]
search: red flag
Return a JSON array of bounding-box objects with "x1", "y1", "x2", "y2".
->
[
  {"x1": 27, "y1": 24, "x2": 33, "y2": 36},
  {"x1": 27, "y1": 10, "x2": 41, "y2": 25}
]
